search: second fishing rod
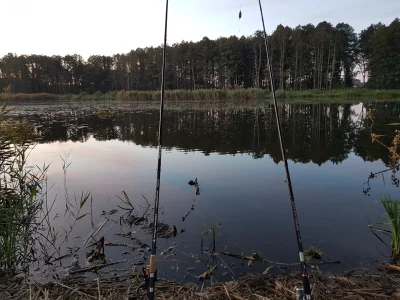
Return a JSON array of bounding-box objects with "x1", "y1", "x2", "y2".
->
[
  {"x1": 257, "y1": 0, "x2": 312, "y2": 299},
  {"x1": 146, "y1": 0, "x2": 169, "y2": 299}
]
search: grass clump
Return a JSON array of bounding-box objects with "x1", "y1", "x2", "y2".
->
[
  {"x1": 0, "y1": 105, "x2": 48, "y2": 274},
  {"x1": 381, "y1": 195, "x2": 400, "y2": 259},
  {"x1": 369, "y1": 195, "x2": 400, "y2": 260},
  {"x1": 304, "y1": 245, "x2": 323, "y2": 262}
]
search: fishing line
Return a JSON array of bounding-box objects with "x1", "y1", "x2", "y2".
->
[
  {"x1": 146, "y1": 0, "x2": 169, "y2": 299},
  {"x1": 256, "y1": 0, "x2": 312, "y2": 299}
]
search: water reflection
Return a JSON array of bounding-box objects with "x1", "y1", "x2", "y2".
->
[
  {"x1": 20, "y1": 101, "x2": 400, "y2": 166},
  {"x1": 8, "y1": 100, "x2": 400, "y2": 282}
]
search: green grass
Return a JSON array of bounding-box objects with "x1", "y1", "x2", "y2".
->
[
  {"x1": 369, "y1": 195, "x2": 400, "y2": 261},
  {"x1": 1, "y1": 88, "x2": 400, "y2": 102},
  {"x1": 381, "y1": 195, "x2": 400, "y2": 260}
]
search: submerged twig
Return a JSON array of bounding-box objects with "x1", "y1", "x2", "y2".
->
[
  {"x1": 82, "y1": 218, "x2": 109, "y2": 247},
  {"x1": 69, "y1": 260, "x2": 126, "y2": 275},
  {"x1": 55, "y1": 282, "x2": 97, "y2": 299},
  {"x1": 216, "y1": 251, "x2": 340, "y2": 266},
  {"x1": 383, "y1": 264, "x2": 400, "y2": 272}
]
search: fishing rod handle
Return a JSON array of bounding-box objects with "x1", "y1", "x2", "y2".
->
[
  {"x1": 148, "y1": 277, "x2": 155, "y2": 300},
  {"x1": 297, "y1": 261, "x2": 311, "y2": 299},
  {"x1": 149, "y1": 255, "x2": 157, "y2": 272},
  {"x1": 302, "y1": 274, "x2": 312, "y2": 299},
  {"x1": 146, "y1": 255, "x2": 158, "y2": 300}
]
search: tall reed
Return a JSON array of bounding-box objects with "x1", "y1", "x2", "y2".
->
[
  {"x1": 0, "y1": 106, "x2": 91, "y2": 275},
  {"x1": 0, "y1": 106, "x2": 48, "y2": 274}
]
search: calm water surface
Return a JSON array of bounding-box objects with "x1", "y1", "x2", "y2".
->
[{"x1": 7, "y1": 100, "x2": 400, "y2": 282}]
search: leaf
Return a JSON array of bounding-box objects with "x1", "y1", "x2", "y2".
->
[
  {"x1": 69, "y1": 209, "x2": 76, "y2": 218},
  {"x1": 387, "y1": 123, "x2": 400, "y2": 126},
  {"x1": 263, "y1": 266, "x2": 273, "y2": 275},
  {"x1": 378, "y1": 230, "x2": 392, "y2": 237},
  {"x1": 14, "y1": 273, "x2": 25, "y2": 280},
  {"x1": 142, "y1": 194, "x2": 150, "y2": 206},
  {"x1": 117, "y1": 205, "x2": 133, "y2": 211},
  {"x1": 201, "y1": 229, "x2": 211, "y2": 236},
  {"x1": 199, "y1": 270, "x2": 209, "y2": 280},
  {"x1": 370, "y1": 229, "x2": 389, "y2": 246},
  {"x1": 117, "y1": 191, "x2": 134, "y2": 208},
  {"x1": 198, "y1": 265, "x2": 216, "y2": 280},
  {"x1": 376, "y1": 228, "x2": 392, "y2": 234},
  {"x1": 76, "y1": 213, "x2": 88, "y2": 221},
  {"x1": 80, "y1": 192, "x2": 91, "y2": 208},
  {"x1": 161, "y1": 246, "x2": 175, "y2": 256}
]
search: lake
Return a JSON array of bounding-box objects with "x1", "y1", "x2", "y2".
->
[{"x1": 5, "y1": 99, "x2": 400, "y2": 283}]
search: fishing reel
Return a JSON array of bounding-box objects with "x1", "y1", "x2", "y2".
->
[{"x1": 142, "y1": 266, "x2": 158, "y2": 284}]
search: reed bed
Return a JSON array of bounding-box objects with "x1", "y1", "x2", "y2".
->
[
  {"x1": 0, "y1": 93, "x2": 58, "y2": 101},
  {"x1": 115, "y1": 89, "x2": 400, "y2": 101},
  {"x1": 1, "y1": 269, "x2": 400, "y2": 300},
  {"x1": 1, "y1": 88, "x2": 400, "y2": 102},
  {"x1": 0, "y1": 106, "x2": 48, "y2": 274}
]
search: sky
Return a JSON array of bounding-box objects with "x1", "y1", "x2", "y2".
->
[{"x1": 1, "y1": 0, "x2": 399, "y2": 60}]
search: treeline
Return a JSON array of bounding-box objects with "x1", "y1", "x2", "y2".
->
[{"x1": 1, "y1": 19, "x2": 399, "y2": 95}]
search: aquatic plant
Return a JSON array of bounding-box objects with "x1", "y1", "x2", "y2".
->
[
  {"x1": 304, "y1": 245, "x2": 324, "y2": 262},
  {"x1": 200, "y1": 219, "x2": 220, "y2": 259},
  {"x1": 369, "y1": 195, "x2": 400, "y2": 260},
  {"x1": 381, "y1": 195, "x2": 400, "y2": 259},
  {"x1": 96, "y1": 109, "x2": 115, "y2": 119},
  {"x1": 211, "y1": 220, "x2": 217, "y2": 253}
]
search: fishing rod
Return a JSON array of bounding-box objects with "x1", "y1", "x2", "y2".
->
[
  {"x1": 257, "y1": 1, "x2": 312, "y2": 299},
  {"x1": 146, "y1": 0, "x2": 169, "y2": 299}
]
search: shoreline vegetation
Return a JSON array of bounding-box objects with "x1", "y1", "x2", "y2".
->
[
  {"x1": 2, "y1": 269, "x2": 400, "y2": 299},
  {"x1": 1, "y1": 88, "x2": 400, "y2": 102}
]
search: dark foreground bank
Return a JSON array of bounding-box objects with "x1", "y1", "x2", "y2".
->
[{"x1": 2, "y1": 267, "x2": 400, "y2": 300}]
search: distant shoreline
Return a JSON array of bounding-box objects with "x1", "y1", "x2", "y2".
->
[{"x1": 1, "y1": 88, "x2": 400, "y2": 102}]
